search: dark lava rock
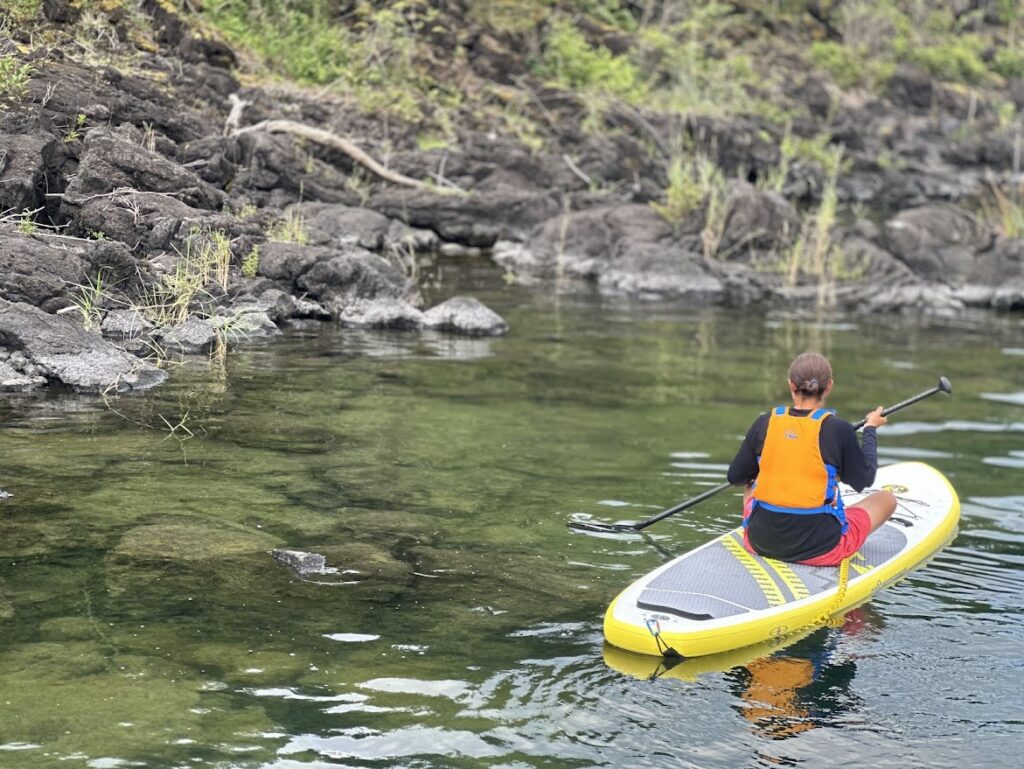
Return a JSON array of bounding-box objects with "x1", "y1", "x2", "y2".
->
[
  {"x1": 0, "y1": 132, "x2": 66, "y2": 213},
  {"x1": 494, "y1": 203, "x2": 722, "y2": 299},
  {"x1": 0, "y1": 360, "x2": 46, "y2": 391},
  {"x1": 370, "y1": 185, "x2": 561, "y2": 247},
  {"x1": 883, "y1": 205, "x2": 993, "y2": 285},
  {"x1": 334, "y1": 297, "x2": 425, "y2": 329},
  {"x1": 62, "y1": 128, "x2": 225, "y2": 214},
  {"x1": 716, "y1": 181, "x2": 801, "y2": 260},
  {"x1": 887, "y1": 65, "x2": 934, "y2": 111},
  {"x1": 100, "y1": 309, "x2": 154, "y2": 340},
  {"x1": 0, "y1": 231, "x2": 88, "y2": 310},
  {"x1": 0, "y1": 299, "x2": 166, "y2": 392},
  {"x1": 421, "y1": 296, "x2": 508, "y2": 337}
]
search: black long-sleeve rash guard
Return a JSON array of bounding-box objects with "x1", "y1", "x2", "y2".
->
[{"x1": 727, "y1": 408, "x2": 879, "y2": 561}]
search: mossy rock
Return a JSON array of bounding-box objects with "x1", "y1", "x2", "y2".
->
[
  {"x1": 0, "y1": 643, "x2": 272, "y2": 760},
  {"x1": 110, "y1": 518, "x2": 281, "y2": 562},
  {"x1": 0, "y1": 578, "x2": 13, "y2": 620}
]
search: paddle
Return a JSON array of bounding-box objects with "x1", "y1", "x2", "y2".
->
[{"x1": 567, "y1": 376, "x2": 953, "y2": 534}]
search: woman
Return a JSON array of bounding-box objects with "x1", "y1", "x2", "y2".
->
[{"x1": 727, "y1": 352, "x2": 896, "y2": 566}]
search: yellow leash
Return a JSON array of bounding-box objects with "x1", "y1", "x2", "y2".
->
[{"x1": 816, "y1": 556, "x2": 851, "y2": 628}]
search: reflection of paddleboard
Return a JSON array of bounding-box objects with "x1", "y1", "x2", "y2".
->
[{"x1": 604, "y1": 462, "x2": 960, "y2": 658}]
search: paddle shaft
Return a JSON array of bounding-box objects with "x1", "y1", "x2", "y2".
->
[
  {"x1": 629, "y1": 481, "x2": 733, "y2": 532},
  {"x1": 851, "y1": 377, "x2": 952, "y2": 430},
  {"x1": 568, "y1": 377, "x2": 952, "y2": 534}
]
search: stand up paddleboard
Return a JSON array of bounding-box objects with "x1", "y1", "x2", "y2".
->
[{"x1": 604, "y1": 461, "x2": 960, "y2": 659}]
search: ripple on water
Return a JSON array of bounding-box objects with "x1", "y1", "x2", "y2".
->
[
  {"x1": 980, "y1": 392, "x2": 1024, "y2": 406},
  {"x1": 883, "y1": 420, "x2": 1024, "y2": 437},
  {"x1": 982, "y1": 450, "x2": 1024, "y2": 469},
  {"x1": 877, "y1": 446, "x2": 955, "y2": 460}
]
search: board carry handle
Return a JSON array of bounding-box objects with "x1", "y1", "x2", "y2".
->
[{"x1": 567, "y1": 376, "x2": 953, "y2": 535}]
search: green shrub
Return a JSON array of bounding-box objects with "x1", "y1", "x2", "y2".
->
[
  {"x1": 809, "y1": 41, "x2": 863, "y2": 89},
  {"x1": 200, "y1": 1, "x2": 438, "y2": 121},
  {"x1": 0, "y1": 55, "x2": 33, "y2": 101},
  {"x1": 908, "y1": 37, "x2": 988, "y2": 83},
  {"x1": 0, "y1": 0, "x2": 40, "y2": 29},
  {"x1": 992, "y1": 48, "x2": 1024, "y2": 80},
  {"x1": 541, "y1": 18, "x2": 644, "y2": 100}
]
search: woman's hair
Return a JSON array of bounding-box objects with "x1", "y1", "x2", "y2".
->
[{"x1": 788, "y1": 352, "x2": 832, "y2": 398}]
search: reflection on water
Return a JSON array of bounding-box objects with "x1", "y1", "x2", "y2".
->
[{"x1": 0, "y1": 269, "x2": 1022, "y2": 768}]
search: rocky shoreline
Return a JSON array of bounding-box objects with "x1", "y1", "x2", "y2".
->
[{"x1": 1, "y1": 2, "x2": 1023, "y2": 393}]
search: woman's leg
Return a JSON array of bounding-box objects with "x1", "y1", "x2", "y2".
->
[{"x1": 855, "y1": 490, "x2": 897, "y2": 533}]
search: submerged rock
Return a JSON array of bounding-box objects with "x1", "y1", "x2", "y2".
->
[
  {"x1": 0, "y1": 299, "x2": 166, "y2": 392},
  {"x1": 271, "y1": 549, "x2": 337, "y2": 576},
  {"x1": 422, "y1": 296, "x2": 509, "y2": 336}
]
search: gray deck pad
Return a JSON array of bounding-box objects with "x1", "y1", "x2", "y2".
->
[{"x1": 637, "y1": 525, "x2": 907, "y2": 621}]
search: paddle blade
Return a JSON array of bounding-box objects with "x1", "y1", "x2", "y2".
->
[{"x1": 567, "y1": 520, "x2": 637, "y2": 533}]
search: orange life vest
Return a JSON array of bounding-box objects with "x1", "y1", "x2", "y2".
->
[{"x1": 751, "y1": 407, "x2": 848, "y2": 532}]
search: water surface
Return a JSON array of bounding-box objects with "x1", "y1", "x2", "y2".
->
[{"x1": 1, "y1": 261, "x2": 1022, "y2": 768}]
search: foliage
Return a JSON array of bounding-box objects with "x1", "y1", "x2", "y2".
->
[
  {"x1": 209, "y1": 230, "x2": 233, "y2": 290},
  {"x1": 0, "y1": 55, "x2": 33, "y2": 101},
  {"x1": 635, "y1": 4, "x2": 764, "y2": 118},
  {"x1": 652, "y1": 155, "x2": 707, "y2": 223},
  {"x1": 139, "y1": 229, "x2": 230, "y2": 327},
  {"x1": 908, "y1": 36, "x2": 988, "y2": 84},
  {"x1": 17, "y1": 211, "x2": 37, "y2": 235},
  {"x1": 0, "y1": 0, "x2": 40, "y2": 30},
  {"x1": 992, "y1": 48, "x2": 1024, "y2": 80},
  {"x1": 69, "y1": 270, "x2": 108, "y2": 331},
  {"x1": 540, "y1": 18, "x2": 644, "y2": 101},
  {"x1": 199, "y1": 0, "x2": 448, "y2": 121},
  {"x1": 808, "y1": 41, "x2": 893, "y2": 90},
  {"x1": 652, "y1": 153, "x2": 727, "y2": 258},
  {"x1": 242, "y1": 245, "x2": 260, "y2": 278},
  {"x1": 982, "y1": 185, "x2": 1024, "y2": 239},
  {"x1": 784, "y1": 146, "x2": 845, "y2": 307},
  {"x1": 267, "y1": 208, "x2": 307, "y2": 245}
]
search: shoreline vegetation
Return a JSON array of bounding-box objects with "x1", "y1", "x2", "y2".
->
[{"x1": 1, "y1": 1, "x2": 1023, "y2": 396}]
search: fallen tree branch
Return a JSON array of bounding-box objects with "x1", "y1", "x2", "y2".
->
[{"x1": 233, "y1": 119, "x2": 466, "y2": 195}]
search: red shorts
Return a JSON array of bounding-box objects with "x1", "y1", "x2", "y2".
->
[{"x1": 742, "y1": 500, "x2": 873, "y2": 567}]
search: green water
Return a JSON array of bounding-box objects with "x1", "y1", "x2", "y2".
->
[{"x1": 1, "y1": 262, "x2": 1022, "y2": 768}]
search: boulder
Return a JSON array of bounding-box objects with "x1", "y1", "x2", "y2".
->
[
  {"x1": 370, "y1": 184, "x2": 561, "y2": 246},
  {"x1": 228, "y1": 131, "x2": 357, "y2": 206},
  {"x1": 0, "y1": 132, "x2": 66, "y2": 213},
  {"x1": 883, "y1": 205, "x2": 993, "y2": 284},
  {"x1": 0, "y1": 299, "x2": 166, "y2": 392},
  {"x1": 159, "y1": 316, "x2": 218, "y2": 354},
  {"x1": 715, "y1": 181, "x2": 800, "y2": 260},
  {"x1": 333, "y1": 297, "x2": 425, "y2": 329},
  {"x1": 422, "y1": 296, "x2": 509, "y2": 336},
  {"x1": 494, "y1": 204, "x2": 722, "y2": 299},
  {"x1": 62, "y1": 128, "x2": 225, "y2": 215},
  {"x1": 292, "y1": 249, "x2": 419, "y2": 309},
  {"x1": 100, "y1": 309, "x2": 154, "y2": 340},
  {"x1": 0, "y1": 360, "x2": 46, "y2": 391},
  {"x1": 302, "y1": 203, "x2": 394, "y2": 250},
  {"x1": 0, "y1": 232, "x2": 88, "y2": 310},
  {"x1": 887, "y1": 65, "x2": 934, "y2": 111}
]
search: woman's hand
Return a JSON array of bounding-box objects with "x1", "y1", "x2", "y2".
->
[{"x1": 865, "y1": 406, "x2": 887, "y2": 428}]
